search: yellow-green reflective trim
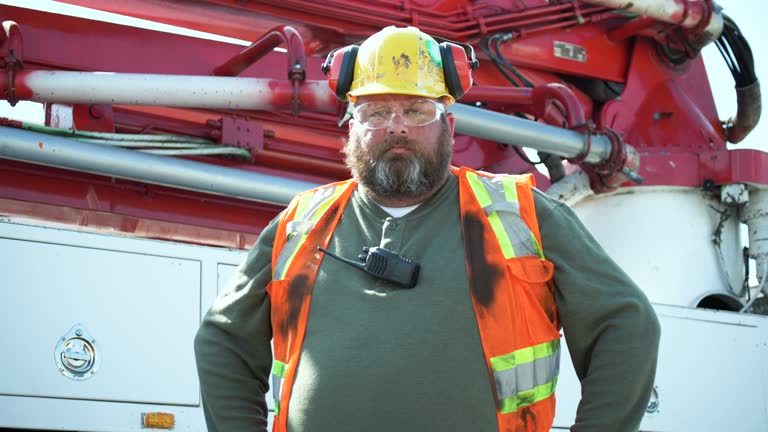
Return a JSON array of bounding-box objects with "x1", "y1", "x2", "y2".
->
[
  {"x1": 293, "y1": 193, "x2": 314, "y2": 221},
  {"x1": 487, "y1": 212, "x2": 515, "y2": 258},
  {"x1": 274, "y1": 192, "x2": 314, "y2": 280},
  {"x1": 531, "y1": 231, "x2": 544, "y2": 259},
  {"x1": 466, "y1": 171, "x2": 492, "y2": 207},
  {"x1": 467, "y1": 172, "x2": 518, "y2": 258},
  {"x1": 312, "y1": 193, "x2": 337, "y2": 222},
  {"x1": 500, "y1": 175, "x2": 544, "y2": 259},
  {"x1": 490, "y1": 339, "x2": 560, "y2": 372},
  {"x1": 271, "y1": 360, "x2": 287, "y2": 415},
  {"x1": 498, "y1": 375, "x2": 559, "y2": 413},
  {"x1": 497, "y1": 176, "x2": 520, "y2": 259},
  {"x1": 274, "y1": 185, "x2": 347, "y2": 280},
  {"x1": 272, "y1": 360, "x2": 286, "y2": 377},
  {"x1": 276, "y1": 233, "x2": 307, "y2": 280},
  {"x1": 501, "y1": 176, "x2": 519, "y2": 202}
]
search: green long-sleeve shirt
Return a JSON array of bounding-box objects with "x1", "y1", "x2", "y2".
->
[{"x1": 194, "y1": 174, "x2": 660, "y2": 431}]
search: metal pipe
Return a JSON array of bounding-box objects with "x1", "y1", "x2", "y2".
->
[
  {"x1": 449, "y1": 103, "x2": 612, "y2": 164},
  {"x1": 213, "y1": 26, "x2": 305, "y2": 78},
  {"x1": 0, "y1": 126, "x2": 319, "y2": 205},
  {"x1": 4, "y1": 70, "x2": 339, "y2": 112},
  {"x1": 464, "y1": 83, "x2": 586, "y2": 128},
  {"x1": 584, "y1": 0, "x2": 724, "y2": 44}
]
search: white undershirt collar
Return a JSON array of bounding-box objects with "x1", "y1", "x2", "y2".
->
[{"x1": 376, "y1": 202, "x2": 421, "y2": 218}]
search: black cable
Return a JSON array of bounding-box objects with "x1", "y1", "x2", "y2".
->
[
  {"x1": 727, "y1": 16, "x2": 755, "y2": 77},
  {"x1": 492, "y1": 36, "x2": 535, "y2": 88},
  {"x1": 715, "y1": 14, "x2": 757, "y2": 88},
  {"x1": 714, "y1": 39, "x2": 736, "y2": 74},
  {"x1": 477, "y1": 33, "x2": 565, "y2": 167},
  {"x1": 480, "y1": 35, "x2": 525, "y2": 87}
]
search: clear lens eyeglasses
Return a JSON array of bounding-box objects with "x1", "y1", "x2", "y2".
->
[{"x1": 352, "y1": 99, "x2": 445, "y2": 130}]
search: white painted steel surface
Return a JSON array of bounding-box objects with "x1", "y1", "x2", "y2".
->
[
  {"x1": 0, "y1": 220, "x2": 251, "y2": 431},
  {"x1": 552, "y1": 304, "x2": 768, "y2": 431},
  {"x1": 2, "y1": 215, "x2": 766, "y2": 431},
  {"x1": 641, "y1": 305, "x2": 768, "y2": 431},
  {"x1": 0, "y1": 395, "x2": 208, "y2": 431},
  {"x1": 2, "y1": 237, "x2": 200, "y2": 404},
  {"x1": 571, "y1": 187, "x2": 744, "y2": 307}
]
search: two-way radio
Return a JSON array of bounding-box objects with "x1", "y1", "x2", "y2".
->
[{"x1": 318, "y1": 246, "x2": 420, "y2": 289}]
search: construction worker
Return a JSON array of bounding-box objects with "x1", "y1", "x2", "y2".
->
[{"x1": 195, "y1": 26, "x2": 660, "y2": 432}]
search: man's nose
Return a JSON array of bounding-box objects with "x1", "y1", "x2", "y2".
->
[{"x1": 386, "y1": 113, "x2": 409, "y2": 135}]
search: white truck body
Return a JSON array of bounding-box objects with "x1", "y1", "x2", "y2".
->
[{"x1": 2, "y1": 183, "x2": 767, "y2": 431}]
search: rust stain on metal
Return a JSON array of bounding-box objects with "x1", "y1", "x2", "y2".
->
[{"x1": 38, "y1": 142, "x2": 43, "y2": 149}]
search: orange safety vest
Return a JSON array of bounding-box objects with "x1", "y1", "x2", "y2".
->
[{"x1": 267, "y1": 166, "x2": 561, "y2": 432}]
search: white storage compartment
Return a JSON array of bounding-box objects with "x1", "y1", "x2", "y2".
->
[
  {"x1": 552, "y1": 304, "x2": 768, "y2": 431},
  {"x1": 0, "y1": 221, "x2": 249, "y2": 431},
  {"x1": 2, "y1": 237, "x2": 201, "y2": 405}
]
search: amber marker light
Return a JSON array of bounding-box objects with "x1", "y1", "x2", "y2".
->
[{"x1": 142, "y1": 412, "x2": 175, "y2": 429}]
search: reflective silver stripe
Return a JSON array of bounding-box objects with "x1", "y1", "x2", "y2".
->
[
  {"x1": 286, "y1": 220, "x2": 316, "y2": 236},
  {"x1": 273, "y1": 232, "x2": 304, "y2": 280},
  {"x1": 272, "y1": 373, "x2": 282, "y2": 412},
  {"x1": 273, "y1": 185, "x2": 340, "y2": 279},
  {"x1": 273, "y1": 218, "x2": 316, "y2": 279},
  {"x1": 494, "y1": 346, "x2": 560, "y2": 400},
  {"x1": 481, "y1": 177, "x2": 539, "y2": 257},
  {"x1": 303, "y1": 185, "x2": 338, "y2": 219},
  {"x1": 484, "y1": 201, "x2": 520, "y2": 215}
]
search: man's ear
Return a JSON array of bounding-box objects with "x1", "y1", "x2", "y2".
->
[{"x1": 446, "y1": 113, "x2": 456, "y2": 136}]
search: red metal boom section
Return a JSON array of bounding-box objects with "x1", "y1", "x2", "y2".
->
[{"x1": 0, "y1": 0, "x2": 766, "y2": 248}]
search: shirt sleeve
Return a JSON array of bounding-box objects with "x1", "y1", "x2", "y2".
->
[
  {"x1": 533, "y1": 189, "x2": 661, "y2": 432},
  {"x1": 194, "y1": 215, "x2": 281, "y2": 432}
]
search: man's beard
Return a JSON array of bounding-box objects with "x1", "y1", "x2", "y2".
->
[{"x1": 343, "y1": 123, "x2": 453, "y2": 202}]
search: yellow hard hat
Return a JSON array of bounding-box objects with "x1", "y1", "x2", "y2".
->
[{"x1": 349, "y1": 26, "x2": 455, "y2": 104}]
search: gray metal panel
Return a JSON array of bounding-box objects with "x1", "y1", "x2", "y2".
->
[
  {"x1": 1, "y1": 236, "x2": 201, "y2": 405},
  {"x1": 552, "y1": 305, "x2": 768, "y2": 431},
  {"x1": 0, "y1": 220, "x2": 248, "y2": 430}
]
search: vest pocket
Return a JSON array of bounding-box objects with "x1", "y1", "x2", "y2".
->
[
  {"x1": 498, "y1": 256, "x2": 561, "y2": 415},
  {"x1": 505, "y1": 256, "x2": 559, "y2": 328}
]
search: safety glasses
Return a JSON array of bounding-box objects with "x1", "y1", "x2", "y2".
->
[{"x1": 352, "y1": 99, "x2": 445, "y2": 130}]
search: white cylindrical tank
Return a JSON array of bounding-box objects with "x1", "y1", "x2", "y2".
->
[{"x1": 568, "y1": 186, "x2": 744, "y2": 308}]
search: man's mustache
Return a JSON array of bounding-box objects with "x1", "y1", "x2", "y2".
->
[{"x1": 377, "y1": 136, "x2": 420, "y2": 155}]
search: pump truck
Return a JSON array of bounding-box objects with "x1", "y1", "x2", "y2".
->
[{"x1": 0, "y1": 0, "x2": 766, "y2": 430}]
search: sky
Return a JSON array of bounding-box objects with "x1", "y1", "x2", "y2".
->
[{"x1": 0, "y1": 0, "x2": 765, "y2": 154}]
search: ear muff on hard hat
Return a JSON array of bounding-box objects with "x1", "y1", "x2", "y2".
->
[
  {"x1": 322, "y1": 45, "x2": 359, "y2": 101},
  {"x1": 321, "y1": 26, "x2": 478, "y2": 104},
  {"x1": 439, "y1": 41, "x2": 478, "y2": 100}
]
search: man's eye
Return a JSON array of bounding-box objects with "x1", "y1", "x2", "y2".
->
[
  {"x1": 369, "y1": 110, "x2": 391, "y2": 119},
  {"x1": 403, "y1": 108, "x2": 425, "y2": 117}
]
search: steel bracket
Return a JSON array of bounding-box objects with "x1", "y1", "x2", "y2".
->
[
  {"x1": 1, "y1": 20, "x2": 23, "y2": 106},
  {"x1": 209, "y1": 116, "x2": 265, "y2": 153}
]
